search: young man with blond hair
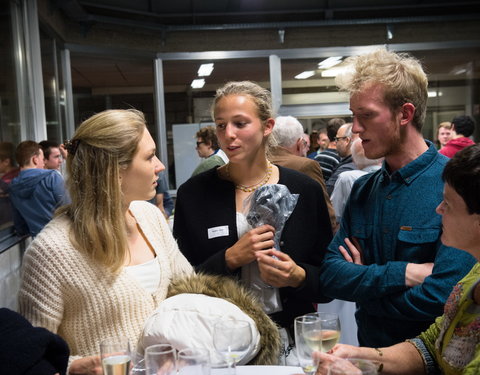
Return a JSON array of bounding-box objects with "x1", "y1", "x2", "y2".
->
[{"x1": 319, "y1": 49, "x2": 475, "y2": 347}]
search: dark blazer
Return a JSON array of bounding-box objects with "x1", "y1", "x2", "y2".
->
[
  {"x1": 173, "y1": 165, "x2": 333, "y2": 328},
  {"x1": 269, "y1": 146, "x2": 337, "y2": 232}
]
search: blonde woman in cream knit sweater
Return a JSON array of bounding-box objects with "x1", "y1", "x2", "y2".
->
[{"x1": 18, "y1": 109, "x2": 193, "y2": 374}]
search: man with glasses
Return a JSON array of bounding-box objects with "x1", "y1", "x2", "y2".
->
[
  {"x1": 191, "y1": 126, "x2": 228, "y2": 177},
  {"x1": 325, "y1": 123, "x2": 357, "y2": 195}
]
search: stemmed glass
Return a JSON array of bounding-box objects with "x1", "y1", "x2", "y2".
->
[
  {"x1": 294, "y1": 315, "x2": 322, "y2": 375},
  {"x1": 177, "y1": 347, "x2": 211, "y2": 375},
  {"x1": 213, "y1": 319, "x2": 252, "y2": 374},
  {"x1": 100, "y1": 336, "x2": 132, "y2": 375},
  {"x1": 306, "y1": 312, "x2": 341, "y2": 352},
  {"x1": 144, "y1": 344, "x2": 176, "y2": 375}
]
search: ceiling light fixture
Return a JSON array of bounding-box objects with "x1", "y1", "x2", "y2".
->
[
  {"x1": 198, "y1": 63, "x2": 214, "y2": 77},
  {"x1": 318, "y1": 56, "x2": 343, "y2": 69},
  {"x1": 191, "y1": 79, "x2": 205, "y2": 89},
  {"x1": 294, "y1": 71, "x2": 315, "y2": 79}
]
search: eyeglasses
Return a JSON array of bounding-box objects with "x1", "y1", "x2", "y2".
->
[
  {"x1": 334, "y1": 136, "x2": 348, "y2": 142},
  {"x1": 196, "y1": 141, "x2": 205, "y2": 147}
]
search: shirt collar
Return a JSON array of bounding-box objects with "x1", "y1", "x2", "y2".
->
[{"x1": 381, "y1": 140, "x2": 438, "y2": 185}]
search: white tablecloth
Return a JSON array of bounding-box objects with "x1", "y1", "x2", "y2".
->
[{"x1": 212, "y1": 366, "x2": 303, "y2": 375}]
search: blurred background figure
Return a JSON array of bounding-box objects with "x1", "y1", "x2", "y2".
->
[
  {"x1": 270, "y1": 115, "x2": 336, "y2": 233},
  {"x1": 435, "y1": 121, "x2": 452, "y2": 150},
  {"x1": 0, "y1": 142, "x2": 20, "y2": 228},
  {"x1": 317, "y1": 129, "x2": 330, "y2": 152},
  {"x1": 325, "y1": 123, "x2": 358, "y2": 195},
  {"x1": 439, "y1": 115, "x2": 476, "y2": 158},
  {"x1": 150, "y1": 170, "x2": 174, "y2": 219},
  {"x1": 307, "y1": 130, "x2": 319, "y2": 159},
  {"x1": 315, "y1": 118, "x2": 345, "y2": 181},
  {"x1": 191, "y1": 125, "x2": 228, "y2": 177},
  {"x1": 301, "y1": 133, "x2": 310, "y2": 157},
  {"x1": 39, "y1": 140, "x2": 63, "y2": 172},
  {"x1": 330, "y1": 138, "x2": 382, "y2": 224},
  {"x1": 9, "y1": 141, "x2": 68, "y2": 237}
]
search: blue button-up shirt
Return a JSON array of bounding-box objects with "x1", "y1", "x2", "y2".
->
[{"x1": 319, "y1": 141, "x2": 476, "y2": 347}]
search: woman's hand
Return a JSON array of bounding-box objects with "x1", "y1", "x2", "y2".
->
[
  {"x1": 255, "y1": 249, "x2": 306, "y2": 288},
  {"x1": 225, "y1": 224, "x2": 275, "y2": 270},
  {"x1": 314, "y1": 351, "x2": 363, "y2": 375},
  {"x1": 69, "y1": 356, "x2": 102, "y2": 375}
]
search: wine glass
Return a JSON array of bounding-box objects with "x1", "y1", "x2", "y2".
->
[
  {"x1": 144, "y1": 344, "x2": 176, "y2": 375},
  {"x1": 100, "y1": 336, "x2": 131, "y2": 375},
  {"x1": 177, "y1": 347, "x2": 211, "y2": 375},
  {"x1": 294, "y1": 315, "x2": 322, "y2": 375},
  {"x1": 306, "y1": 312, "x2": 341, "y2": 352},
  {"x1": 328, "y1": 358, "x2": 378, "y2": 375},
  {"x1": 213, "y1": 319, "x2": 252, "y2": 374}
]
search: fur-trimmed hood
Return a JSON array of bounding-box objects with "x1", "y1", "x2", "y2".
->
[{"x1": 166, "y1": 273, "x2": 281, "y2": 365}]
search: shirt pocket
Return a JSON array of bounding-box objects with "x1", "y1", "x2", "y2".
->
[
  {"x1": 396, "y1": 227, "x2": 440, "y2": 262},
  {"x1": 397, "y1": 227, "x2": 440, "y2": 244}
]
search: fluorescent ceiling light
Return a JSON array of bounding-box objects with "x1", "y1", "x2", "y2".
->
[
  {"x1": 321, "y1": 67, "x2": 347, "y2": 77},
  {"x1": 318, "y1": 56, "x2": 343, "y2": 69},
  {"x1": 191, "y1": 79, "x2": 205, "y2": 89},
  {"x1": 198, "y1": 63, "x2": 214, "y2": 77},
  {"x1": 428, "y1": 91, "x2": 442, "y2": 98},
  {"x1": 295, "y1": 71, "x2": 315, "y2": 79}
]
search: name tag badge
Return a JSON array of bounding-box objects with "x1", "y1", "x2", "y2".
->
[{"x1": 208, "y1": 225, "x2": 229, "y2": 239}]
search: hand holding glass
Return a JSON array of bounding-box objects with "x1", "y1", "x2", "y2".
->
[
  {"x1": 177, "y1": 347, "x2": 211, "y2": 375},
  {"x1": 145, "y1": 344, "x2": 176, "y2": 375},
  {"x1": 213, "y1": 319, "x2": 252, "y2": 374},
  {"x1": 306, "y1": 312, "x2": 341, "y2": 352},
  {"x1": 100, "y1": 336, "x2": 131, "y2": 375}
]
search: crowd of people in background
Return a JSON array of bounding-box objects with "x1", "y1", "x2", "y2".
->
[{"x1": 0, "y1": 47, "x2": 479, "y2": 375}]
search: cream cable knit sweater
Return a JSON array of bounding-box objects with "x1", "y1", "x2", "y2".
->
[{"x1": 18, "y1": 200, "x2": 193, "y2": 366}]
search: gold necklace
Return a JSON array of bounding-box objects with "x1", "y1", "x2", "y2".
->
[{"x1": 226, "y1": 161, "x2": 273, "y2": 193}]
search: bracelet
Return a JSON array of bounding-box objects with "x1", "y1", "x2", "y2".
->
[{"x1": 374, "y1": 348, "x2": 384, "y2": 372}]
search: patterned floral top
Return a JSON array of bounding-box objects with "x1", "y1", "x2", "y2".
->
[{"x1": 411, "y1": 263, "x2": 480, "y2": 374}]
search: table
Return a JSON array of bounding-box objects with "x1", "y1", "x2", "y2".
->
[{"x1": 212, "y1": 365, "x2": 303, "y2": 374}]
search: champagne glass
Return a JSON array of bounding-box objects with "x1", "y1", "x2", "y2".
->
[
  {"x1": 328, "y1": 358, "x2": 378, "y2": 375},
  {"x1": 213, "y1": 319, "x2": 252, "y2": 374},
  {"x1": 144, "y1": 344, "x2": 176, "y2": 375},
  {"x1": 177, "y1": 347, "x2": 211, "y2": 375},
  {"x1": 306, "y1": 312, "x2": 341, "y2": 352},
  {"x1": 100, "y1": 336, "x2": 131, "y2": 375},
  {"x1": 294, "y1": 315, "x2": 321, "y2": 375}
]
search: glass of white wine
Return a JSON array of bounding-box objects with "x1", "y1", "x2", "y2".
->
[
  {"x1": 306, "y1": 312, "x2": 341, "y2": 352},
  {"x1": 294, "y1": 315, "x2": 322, "y2": 375},
  {"x1": 213, "y1": 319, "x2": 252, "y2": 375},
  {"x1": 144, "y1": 344, "x2": 176, "y2": 375},
  {"x1": 100, "y1": 336, "x2": 131, "y2": 375}
]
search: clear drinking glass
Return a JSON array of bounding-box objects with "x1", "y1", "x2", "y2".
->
[
  {"x1": 144, "y1": 344, "x2": 176, "y2": 375},
  {"x1": 306, "y1": 312, "x2": 341, "y2": 352},
  {"x1": 294, "y1": 315, "x2": 322, "y2": 375},
  {"x1": 177, "y1": 347, "x2": 211, "y2": 375},
  {"x1": 213, "y1": 319, "x2": 252, "y2": 374},
  {"x1": 328, "y1": 358, "x2": 378, "y2": 375},
  {"x1": 100, "y1": 336, "x2": 132, "y2": 375}
]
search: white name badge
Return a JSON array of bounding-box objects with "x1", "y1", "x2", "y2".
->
[{"x1": 207, "y1": 225, "x2": 229, "y2": 239}]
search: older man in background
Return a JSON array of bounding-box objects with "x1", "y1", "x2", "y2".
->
[{"x1": 270, "y1": 115, "x2": 337, "y2": 233}]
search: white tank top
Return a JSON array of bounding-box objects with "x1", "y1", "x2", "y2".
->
[{"x1": 125, "y1": 257, "x2": 160, "y2": 294}]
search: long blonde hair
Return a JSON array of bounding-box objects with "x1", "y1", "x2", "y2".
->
[{"x1": 58, "y1": 109, "x2": 145, "y2": 272}]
